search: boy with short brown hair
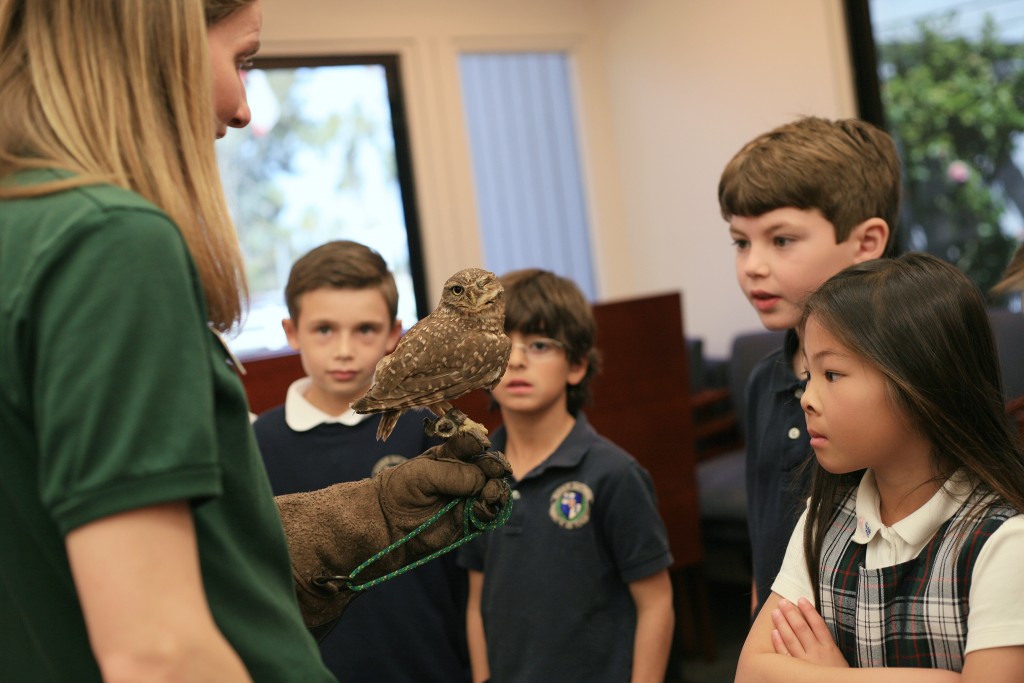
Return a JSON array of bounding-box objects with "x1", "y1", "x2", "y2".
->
[
  {"x1": 458, "y1": 269, "x2": 674, "y2": 683},
  {"x1": 719, "y1": 116, "x2": 901, "y2": 615},
  {"x1": 254, "y1": 240, "x2": 470, "y2": 682}
]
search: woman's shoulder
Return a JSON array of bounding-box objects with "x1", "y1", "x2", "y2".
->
[{"x1": 7, "y1": 169, "x2": 174, "y2": 227}]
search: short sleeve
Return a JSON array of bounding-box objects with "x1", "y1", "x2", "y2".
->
[
  {"x1": 457, "y1": 530, "x2": 487, "y2": 572},
  {"x1": 600, "y1": 460, "x2": 673, "y2": 583},
  {"x1": 770, "y1": 502, "x2": 815, "y2": 603},
  {"x1": 31, "y1": 207, "x2": 222, "y2": 534},
  {"x1": 965, "y1": 514, "x2": 1024, "y2": 653}
]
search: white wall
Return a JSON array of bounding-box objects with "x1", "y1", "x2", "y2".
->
[{"x1": 259, "y1": 0, "x2": 856, "y2": 357}]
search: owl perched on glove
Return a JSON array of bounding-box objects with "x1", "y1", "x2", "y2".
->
[{"x1": 352, "y1": 267, "x2": 512, "y2": 441}]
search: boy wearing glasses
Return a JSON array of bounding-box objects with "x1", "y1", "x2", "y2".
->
[
  {"x1": 458, "y1": 269, "x2": 675, "y2": 683},
  {"x1": 253, "y1": 240, "x2": 470, "y2": 682}
]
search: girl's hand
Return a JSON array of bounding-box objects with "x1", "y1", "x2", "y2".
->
[{"x1": 769, "y1": 598, "x2": 849, "y2": 668}]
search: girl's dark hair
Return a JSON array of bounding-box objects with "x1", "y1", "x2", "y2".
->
[
  {"x1": 799, "y1": 252, "x2": 1024, "y2": 604},
  {"x1": 499, "y1": 269, "x2": 601, "y2": 416}
]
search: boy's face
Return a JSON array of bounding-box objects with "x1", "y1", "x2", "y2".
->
[
  {"x1": 492, "y1": 331, "x2": 587, "y2": 418},
  {"x1": 283, "y1": 287, "x2": 402, "y2": 416},
  {"x1": 730, "y1": 207, "x2": 868, "y2": 331}
]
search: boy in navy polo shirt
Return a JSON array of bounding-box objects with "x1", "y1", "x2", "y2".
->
[
  {"x1": 458, "y1": 269, "x2": 674, "y2": 682},
  {"x1": 718, "y1": 116, "x2": 901, "y2": 616},
  {"x1": 253, "y1": 240, "x2": 469, "y2": 682}
]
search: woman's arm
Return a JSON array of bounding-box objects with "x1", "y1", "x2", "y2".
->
[
  {"x1": 465, "y1": 569, "x2": 490, "y2": 683},
  {"x1": 628, "y1": 569, "x2": 674, "y2": 683},
  {"x1": 66, "y1": 502, "x2": 252, "y2": 683}
]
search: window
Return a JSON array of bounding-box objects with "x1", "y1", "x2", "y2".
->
[
  {"x1": 847, "y1": 0, "x2": 1024, "y2": 305},
  {"x1": 459, "y1": 52, "x2": 597, "y2": 299},
  {"x1": 217, "y1": 55, "x2": 427, "y2": 356}
]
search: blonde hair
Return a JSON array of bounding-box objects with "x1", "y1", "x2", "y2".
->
[
  {"x1": 993, "y1": 244, "x2": 1024, "y2": 296},
  {"x1": 0, "y1": 0, "x2": 251, "y2": 330}
]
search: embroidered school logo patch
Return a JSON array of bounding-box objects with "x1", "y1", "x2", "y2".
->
[
  {"x1": 372, "y1": 454, "x2": 408, "y2": 476},
  {"x1": 549, "y1": 482, "x2": 594, "y2": 529}
]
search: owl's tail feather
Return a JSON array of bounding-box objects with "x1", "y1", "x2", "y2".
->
[{"x1": 376, "y1": 411, "x2": 400, "y2": 442}]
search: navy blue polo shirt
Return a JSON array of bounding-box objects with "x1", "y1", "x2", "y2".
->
[
  {"x1": 745, "y1": 329, "x2": 813, "y2": 614},
  {"x1": 458, "y1": 414, "x2": 673, "y2": 682}
]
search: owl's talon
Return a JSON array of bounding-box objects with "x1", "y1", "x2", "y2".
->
[{"x1": 426, "y1": 415, "x2": 457, "y2": 438}]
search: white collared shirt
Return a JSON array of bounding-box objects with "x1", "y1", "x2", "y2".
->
[{"x1": 284, "y1": 377, "x2": 371, "y2": 431}]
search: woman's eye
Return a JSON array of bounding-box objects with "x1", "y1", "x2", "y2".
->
[{"x1": 824, "y1": 371, "x2": 839, "y2": 382}]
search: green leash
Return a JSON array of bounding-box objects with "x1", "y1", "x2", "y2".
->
[{"x1": 345, "y1": 487, "x2": 513, "y2": 592}]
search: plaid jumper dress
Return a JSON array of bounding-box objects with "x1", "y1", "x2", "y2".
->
[{"x1": 817, "y1": 488, "x2": 1017, "y2": 671}]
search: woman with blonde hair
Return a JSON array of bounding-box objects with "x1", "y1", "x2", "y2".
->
[{"x1": 0, "y1": 1, "x2": 509, "y2": 680}]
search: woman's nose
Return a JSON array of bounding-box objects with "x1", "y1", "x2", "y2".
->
[{"x1": 229, "y1": 90, "x2": 251, "y2": 129}]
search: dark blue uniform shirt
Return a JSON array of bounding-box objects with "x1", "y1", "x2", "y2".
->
[
  {"x1": 458, "y1": 414, "x2": 673, "y2": 682},
  {"x1": 745, "y1": 329, "x2": 813, "y2": 614}
]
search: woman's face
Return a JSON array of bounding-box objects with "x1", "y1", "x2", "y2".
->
[{"x1": 207, "y1": 0, "x2": 262, "y2": 138}]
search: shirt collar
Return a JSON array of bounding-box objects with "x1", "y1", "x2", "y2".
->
[
  {"x1": 765, "y1": 328, "x2": 805, "y2": 395},
  {"x1": 493, "y1": 413, "x2": 595, "y2": 482},
  {"x1": 852, "y1": 469, "x2": 974, "y2": 545},
  {"x1": 284, "y1": 377, "x2": 370, "y2": 431}
]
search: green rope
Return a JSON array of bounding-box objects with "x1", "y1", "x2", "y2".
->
[{"x1": 345, "y1": 486, "x2": 513, "y2": 592}]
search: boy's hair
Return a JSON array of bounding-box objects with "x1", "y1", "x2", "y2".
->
[
  {"x1": 285, "y1": 240, "x2": 399, "y2": 323},
  {"x1": 499, "y1": 269, "x2": 601, "y2": 416},
  {"x1": 719, "y1": 116, "x2": 901, "y2": 257},
  {"x1": 798, "y1": 253, "x2": 1024, "y2": 603},
  {"x1": 0, "y1": 0, "x2": 257, "y2": 330}
]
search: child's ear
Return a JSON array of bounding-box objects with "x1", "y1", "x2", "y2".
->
[
  {"x1": 567, "y1": 358, "x2": 589, "y2": 387},
  {"x1": 851, "y1": 217, "x2": 890, "y2": 262},
  {"x1": 282, "y1": 318, "x2": 300, "y2": 351},
  {"x1": 386, "y1": 319, "x2": 403, "y2": 354}
]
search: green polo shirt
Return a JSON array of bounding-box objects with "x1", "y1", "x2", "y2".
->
[{"x1": 0, "y1": 171, "x2": 334, "y2": 681}]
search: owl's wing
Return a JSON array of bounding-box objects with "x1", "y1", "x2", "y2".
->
[{"x1": 360, "y1": 329, "x2": 511, "y2": 410}]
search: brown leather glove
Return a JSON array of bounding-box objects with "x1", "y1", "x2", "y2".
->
[{"x1": 275, "y1": 422, "x2": 512, "y2": 629}]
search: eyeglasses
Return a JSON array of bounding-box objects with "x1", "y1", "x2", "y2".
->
[{"x1": 510, "y1": 337, "x2": 566, "y2": 360}]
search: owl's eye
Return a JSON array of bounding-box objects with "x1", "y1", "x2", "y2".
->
[{"x1": 451, "y1": 285, "x2": 465, "y2": 295}]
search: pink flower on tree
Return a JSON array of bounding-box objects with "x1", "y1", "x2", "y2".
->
[{"x1": 947, "y1": 160, "x2": 970, "y2": 184}]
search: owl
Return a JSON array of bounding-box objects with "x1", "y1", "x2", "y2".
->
[{"x1": 352, "y1": 267, "x2": 512, "y2": 441}]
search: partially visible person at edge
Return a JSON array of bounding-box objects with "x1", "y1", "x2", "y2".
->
[
  {"x1": 995, "y1": 244, "x2": 1024, "y2": 441},
  {"x1": 0, "y1": 1, "x2": 507, "y2": 681}
]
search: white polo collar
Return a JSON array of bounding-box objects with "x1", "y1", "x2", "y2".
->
[
  {"x1": 852, "y1": 469, "x2": 974, "y2": 547},
  {"x1": 284, "y1": 377, "x2": 370, "y2": 431}
]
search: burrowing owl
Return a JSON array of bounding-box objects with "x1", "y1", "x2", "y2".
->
[{"x1": 352, "y1": 267, "x2": 512, "y2": 441}]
